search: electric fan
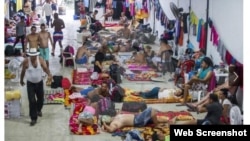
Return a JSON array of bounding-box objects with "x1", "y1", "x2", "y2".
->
[
  {"x1": 7, "y1": 58, "x2": 22, "y2": 82},
  {"x1": 230, "y1": 105, "x2": 243, "y2": 125}
]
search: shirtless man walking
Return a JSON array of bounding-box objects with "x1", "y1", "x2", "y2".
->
[
  {"x1": 38, "y1": 23, "x2": 53, "y2": 68},
  {"x1": 25, "y1": 26, "x2": 40, "y2": 53},
  {"x1": 51, "y1": 13, "x2": 65, "y2": 56}
]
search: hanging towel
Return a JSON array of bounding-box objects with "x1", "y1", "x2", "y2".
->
[
  {"x1": 210, "y1": 25, "x2": 219, "y2": 46},
  {"x1": 197, "y1": 19, "x2": 203, "y2": 42}
]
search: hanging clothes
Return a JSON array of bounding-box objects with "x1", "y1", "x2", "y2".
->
[
  {"x1": 182, "y1": 13, "x2": 189, "y2": 33},
  {"x1": 112, "y1": 0, "x2": 117, "y2": 9},
  {"x1": 217, "y1": 40, "x2": 227, "y2": 62},
  {"x1": 190, "y1": 11, "x2": 198, "y2": 36},
  {"x1": 130, "y1": 2, "x2": 135, "y2": 16},
  {"x1": 197, "y1": 18, "x2": 203, "y2": 42},
  {"x1": 199, "y1": 23, "x2": 207, "y2": 49},
  {"x1": 210, "y1": 25, "x2": 219, "y2": 46},
  {"x1": 225, "y1": 51, "x2": 233, "y2": 65},
  {"x1": 16, "y1": 0, "x2": 22, "y2": 11},
  {"x1": 178, "y1": 20, "x2": 184, "y2": 46}
]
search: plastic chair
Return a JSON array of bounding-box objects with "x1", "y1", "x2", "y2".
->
[
  {"x1": 174, "y1": 60, "x2": 195, "y2": 85},
  {"x1": 62, "y1": 50, "x2": 76, "y2": 69},
  {"x1": 190, "y1": 71, "x2": 216, "y2": 102}
]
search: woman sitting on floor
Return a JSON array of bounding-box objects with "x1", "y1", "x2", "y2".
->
[{"x1": 176, "y1": 57, "x2": 214, "y2": 106}]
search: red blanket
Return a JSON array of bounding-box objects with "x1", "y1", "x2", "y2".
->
[
  {"x1": 104, "y1": 23, "x2": 120, "y2": 27},
  {"x1": 72, "y1": 70, "x2": 92, "y2": 85},
  {"x1": 69, "y1": 102, "x2": 99, "y2": 135}
]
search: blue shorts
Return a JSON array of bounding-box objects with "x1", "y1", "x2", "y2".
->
[
  {"x1": 80, "y1": 87, "x2": 95, "y2": 96},
  {"x1": 134, "y1": 107, "x2": 153, "y2": 127},
  {"x1": 75, "y1": 55, "x2": 88, "y2": 64},
  {"x1": 53, "y1": 32, "x2": 63, "y2": 42},
  {"x1": 39, "y1": 47, "x2": 49, "y2": 61}
]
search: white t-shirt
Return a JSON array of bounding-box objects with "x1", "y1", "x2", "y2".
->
[
  {"x1": 43, "y1": 3, "x2": 53, "y2": 16},
  {"x1": 220, "y1": 98, "x2": 232, "y2": 116},
  {"x1": 158, "y1": 89, "x2": 176, "y2": 99}
]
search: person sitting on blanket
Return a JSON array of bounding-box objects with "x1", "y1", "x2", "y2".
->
[
  {"x1": 133, "y1": 87, "x2": 183, "y2": 99},
  {"x1": 126, "y1": 51, "x2": 146, "y2": 65},
  {"x1": 144, "y1": 46, "x2": 156, "y2": 66},
  {"x1": 176, "y1": 57, "x2": 213, "y2": 106},
  {"x1": 119, "y1": 12, "x2": 128, "y2": 26},
  {"x1": 117, "y1": 23, "x2": 131, "y2": 40},
  {"x1": 102, "y1": 107, "x2": 174, "y2": 134},
  {"x1": 173, "y1": 94, "x2": 223, "y2": 125},
  {"x1": 101, "y1": 5, "x2": 113, "y2": 22},
  {"x1": 75, "y1": 38, "x2": 92, "y2": 65}
]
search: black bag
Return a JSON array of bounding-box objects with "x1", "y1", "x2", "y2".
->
[
  {"x1": 51, "y1": 75, "x2": 63, "y2": 88},
  {"x1": 5, "y1": 45, "x2": 15, "y2": 56},
  {"x1": 98, "y1": 97, "x2": 116, "y2": 116},
  {"x1": 121, "y1": 101, "x2": 147, "y2": 113},
  {"x1": 110, "y1": 85, "x2": 125, "y2": 102},
  {"x1": 109, "y1": 64, "x2": 122, "y2": 84}
]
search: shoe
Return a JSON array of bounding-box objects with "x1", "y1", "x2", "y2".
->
[
  {"x1": 37, "y1": 112, "x2": 42, "y2": 117},
  {"x1": 30, "y1": 120, "x2": 37, "y2": 126}
]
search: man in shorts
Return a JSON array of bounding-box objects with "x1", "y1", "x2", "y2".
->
[
  {"x1": 38, "y1": 23, "x2": 53, "y2": 68},
  {"x1": 102, "y1": 107, "x2": 171, "y2": 133},
  {"x1": 51, "y1": 13, "x2": 65, "y2": 56}
]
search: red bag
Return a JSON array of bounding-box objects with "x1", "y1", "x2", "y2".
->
[{"x1": 62, "y1": 77, "x2": 71, "y2": 89}]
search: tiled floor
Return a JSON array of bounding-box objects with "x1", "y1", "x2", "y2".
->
[{"x1": 4, "y1": 9, "x2": 206, "y2": 141}]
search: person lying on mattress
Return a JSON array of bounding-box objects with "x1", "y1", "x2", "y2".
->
[
  {"x1": 101, "y1": 107, "x2": 173, "y2": 134},
  {"x1": 132, "y1": 87, "x2": 183, "y2": 99},
  {"x1": 72, "y1": 81, "x2": 110, "y2": 103}
]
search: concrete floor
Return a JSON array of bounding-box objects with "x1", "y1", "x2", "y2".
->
[{"x1": 4, "y1": 9, "x2": 206, "y2": 141}]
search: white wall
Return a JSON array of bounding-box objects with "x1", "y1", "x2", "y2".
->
[
  {"x1": 147, "y1": 0, "x2": 243, "y2": 64},
  {"x1": 208, "y1": 0, "x2": 243, "y2": 64}
]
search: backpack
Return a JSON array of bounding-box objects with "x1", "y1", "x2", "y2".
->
[
  {"x1": 109, "y1": 64, "x2": 122, "y2": 84},
  {"x1": 59, "y1": 46, "x2": 75, "y2": 66},
  {"x1": 98, "y1": 97, "x2": 116, "y2": 116},
  {"x1": 121, "y1": 101, "x2": 147, "y2": 113},
  {"x1": 51, "y1": 75, "x2": 63, "y2": 88},
  {"x1": 110, "y1": 85, "x2": 125, "y2": 102}
]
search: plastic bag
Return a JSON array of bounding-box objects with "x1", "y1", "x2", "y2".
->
[{"x1": 90, "y1": 72, "x2": 99, "y2": 80}]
